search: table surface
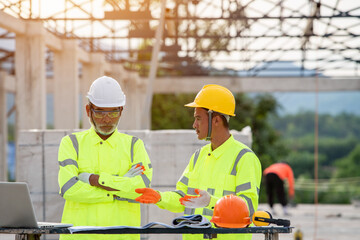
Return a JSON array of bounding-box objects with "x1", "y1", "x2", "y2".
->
[{"x1": 0, "y1": 226, "x2": 292, "y2": 235}]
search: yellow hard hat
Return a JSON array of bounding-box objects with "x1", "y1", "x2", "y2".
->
[{"x1": 185, "y1": 84, "x2": 236, "y2": 116}]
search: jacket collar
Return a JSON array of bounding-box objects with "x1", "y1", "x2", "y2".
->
[
  {"x1": 207, "y1": 135, "x2": 235, "y2": 159},
  {"x1": 89, "y1": 127, "x2": 118, "y2": 148}
]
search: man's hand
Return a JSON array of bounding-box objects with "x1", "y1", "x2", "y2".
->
[
  {"x1": 124, "y1": 164, "x2": 145, "y2": 178},
  {"x1": 179, "y1": 189, "x2": 210, "y2": 208},
  {"x1": 135, "y1": 188, "x2": 161, "y2": 204},
  {"x1": 88, "y1": 174, "x2": 118, "y2": 191}
]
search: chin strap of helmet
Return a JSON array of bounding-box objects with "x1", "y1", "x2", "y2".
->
[{"x1": 206, "y1": 110, "x2": 213, "y2": 141}]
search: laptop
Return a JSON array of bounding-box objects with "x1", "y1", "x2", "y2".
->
[{"x1": 0, "y1": 182, "x2": 73, "y2": 229}]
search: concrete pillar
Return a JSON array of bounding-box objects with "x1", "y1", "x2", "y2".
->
[
  {"x1": 15, "y1": 21, "x2": 46, "y2": 130},
  {"x1": 120, "y1": 73, "x2": 147, "y2": 130},
  {"x1": 106, "y1": 64, "x2": 135, "y2": 130},
  {"x1": 80, "y1": 53, "x2": 106, "y2": 129},
  {"x1": 0, "y1": 71, "x2": 7, "y2": 181},
  {"x1": 53, "y1": 39, "x2": 79, "y2": 129}
]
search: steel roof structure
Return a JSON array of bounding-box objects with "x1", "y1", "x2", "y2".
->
[{"x1": 0, "y1": 0, "x2": 359, "y2": 77}]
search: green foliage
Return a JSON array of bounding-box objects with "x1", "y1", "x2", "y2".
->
[
  {"x1": 151, "y1": 93, "x2": 196, "y2": 130},
  {"x1": 271, "y1": 111, "x2": 360, "y2": 204},
  {"x1": 334, "y1": 144, "x2": 360, "y2": 178},
  {"x1": 7, "y1": 124, "x2": 15, "y2": 142}
]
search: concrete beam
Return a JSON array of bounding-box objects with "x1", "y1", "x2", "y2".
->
[
  {"x1": 152, "y1": 77, "x2": 360, "y2": 93},
  {"x1": 45, "y1": 31, "x2": 62, "y2": 51},
  {"x1": 0, "y1": 10, "x2": 26, "y2": 34}
]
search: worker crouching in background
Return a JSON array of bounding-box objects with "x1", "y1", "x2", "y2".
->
[
  {"x1": 58, "y1": 76, "x2": 152, "y2": 240},
  {"x1": 135, "y1": 84, "x2": 262, "y2": 240},
  {"x1": 263, "y1": 162, "x2": 295, "y2": 216}
]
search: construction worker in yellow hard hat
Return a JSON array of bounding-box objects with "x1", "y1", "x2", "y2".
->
[
  {"x1": 135, "y1": 84, "x2": 262, "y2": 240},
  {"x1": 58, "y1": 76, "x2": 152, "y2": 240}
]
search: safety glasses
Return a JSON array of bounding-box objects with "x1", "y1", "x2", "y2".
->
[{"x1": 91, "y1": 108, "x2": 120, "y2": 119}]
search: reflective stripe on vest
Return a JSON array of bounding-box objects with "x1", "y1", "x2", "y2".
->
[
  {"x1": 184, "y1": 208, "x2": 195, "y2": 215},
  {"x1": 179, "y1": 176, "x2": 189, "y2": 185},
  {"x1": 193, "y1": 149, "x2": 201, "y2": 169},
  {"x1": 60, "y1": 176, "x2": 79, "y2": 197},
  {"x1": 187, "y1": 187, "x2": 196, "y2": 195},
  {"x1": 173, "y1": 190, "x2": 186, "y2": 197},
  {"x1": 223, "y1": 190, "x2": 235, "y2": 196},
  {"x1": 131, "y1": 162, "x2": 151, "y2": 187},
  {"x1": 207, "y1": 188, "x2": 215, "y2": 195},
  {"x1": 114, "y1": 196, "x2": 138, "y2": 203},
  {"x1": 131, "y1": 137, "x2": 138, "y2": 163},
  {"x1": 239, "y1": 194, "x2": 255, "y2": 218},
  {"x1": 230, "y1": 148, "x2": 252, "y2": 175},
  {"x1": 202, "y1": 208, "x2": 213, "y2": 216},
  {"x1": 236, "y1": 182, "x2": 251, "y2": 193},
  {"x1": 59, "y1": 159, "x2": 78, "y2": 168},
  {"x1": 68, "y1": 134, "x2": 79, "y2": 159}
]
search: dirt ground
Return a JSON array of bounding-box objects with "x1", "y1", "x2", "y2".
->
[{"x1": 253, "y1": 203, "x2": 360, "y2": 240}]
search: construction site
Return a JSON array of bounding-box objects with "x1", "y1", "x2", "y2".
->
[{"x1": 1, "y1": 0, "x2": 360, "y2": 240}]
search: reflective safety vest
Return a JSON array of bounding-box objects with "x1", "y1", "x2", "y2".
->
[
  {"x1": 58, "y1": 128, "x2": 152, "y2": 240},
  {"x1": 157, "y1": 135, "x2": 262, "y2": 240}
]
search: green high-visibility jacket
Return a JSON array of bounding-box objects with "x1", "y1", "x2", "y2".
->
[
  {"x1": 157, "y1": 135, "x2": 262, "y2": 240},
  {"x1": 58, "y1": 127, "x2": 152, "y2": 240}
]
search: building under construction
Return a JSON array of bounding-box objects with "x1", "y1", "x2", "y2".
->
[{"x1": 0, "y1": 1, "x2": 360, "y2": 240}]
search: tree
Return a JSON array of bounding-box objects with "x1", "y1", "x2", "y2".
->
[
  {"x1": 230, "y1": 93, "x2": 288, "y2": 169},
  {"x1": 335, "y1": 144, "x2": 360, "y2": 178}
]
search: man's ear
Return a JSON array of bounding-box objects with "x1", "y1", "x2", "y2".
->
[
  {"x1": 86, "y1": 104, "x2": 90, "y2": 117},
  {"x1": 119, "y1": 106, "x2": 124, "y2": 117},
  {"x1": 213, "y1": 115, "x2": 221, "y2": 126}
]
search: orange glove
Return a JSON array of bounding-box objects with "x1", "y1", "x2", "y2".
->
[{"x1": 135, "y1": 188, "x2": 161, "y2": 204}]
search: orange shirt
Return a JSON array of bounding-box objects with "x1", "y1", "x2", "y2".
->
[{"x1": 264, "y1": 163, "x2": 295, "y2": 197}]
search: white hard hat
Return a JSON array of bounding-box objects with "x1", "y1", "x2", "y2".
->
[{"x1": 87, "y1": 76, "x2": 126, "y2": 107}]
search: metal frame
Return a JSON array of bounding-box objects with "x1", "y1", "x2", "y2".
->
[
  {"x1": 0, "y1": 0, "x2": 359, "y2": 76},
  {"x1": 0, "y1": 226, "x2": 292, "y2": 240}
]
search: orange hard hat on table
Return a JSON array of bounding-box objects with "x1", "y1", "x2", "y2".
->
[{"x1": 210, "y1": 195, "x2": 251, "y2": 228}]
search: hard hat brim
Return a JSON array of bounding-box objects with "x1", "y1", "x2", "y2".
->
[
  {"x1": 211, "y1": 217, "x2": 251, "y2": 228},
  {"x1": 184, "y1": 102, "x2": 200, "y2": 108}
]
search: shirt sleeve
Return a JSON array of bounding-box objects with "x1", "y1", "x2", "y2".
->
[
  {"x1": 98, "y1": 139, "x2": 153, "y2": 200},
  {"x1": 234, "y1": 151, "x2": 262, "y2": 217},
  {"x1": 58, "y1": 135, "x2": 114, "y2": 203}
]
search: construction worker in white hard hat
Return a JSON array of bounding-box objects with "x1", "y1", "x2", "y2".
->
[
  {"x1": 135, "y1": 84, "x2": 262, "y2": 240},
  {"x1": 58, "y1": 76, "x2": 152, "y2": 240}
]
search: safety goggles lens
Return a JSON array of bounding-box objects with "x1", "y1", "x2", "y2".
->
[{"x1": 91, "y1": 108, "x2": 120, "y2": 118}]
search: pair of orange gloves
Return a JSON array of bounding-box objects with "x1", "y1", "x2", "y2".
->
[{"x1": 135, "y1": 188, "x2": 211, "y2": 208}]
